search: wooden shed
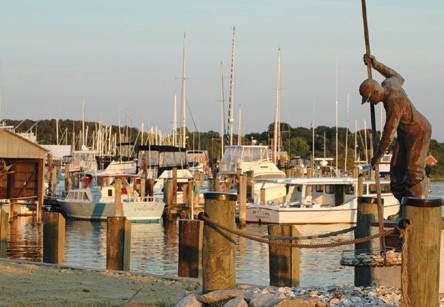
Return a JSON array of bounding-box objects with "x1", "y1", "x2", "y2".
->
[{"x1": 0, "y1": 129, "x2": 49, "y2": 222}]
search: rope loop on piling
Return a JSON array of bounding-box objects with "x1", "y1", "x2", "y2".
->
[{"x1": 198, "y1": 213, "x2": 396, "y2": 249}]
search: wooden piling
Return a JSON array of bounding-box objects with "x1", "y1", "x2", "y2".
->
[
  {"x1": 260, "y1": 187, "x2": 266, "y2": 205},
  {"x1": 214, "y1": 178, "x2": 221, "y2": 192},
  {"x1": 207, "y1": 178, "x2": 215, "y2": 192},
  {"x1": 246, "y1": 170, "x2": 254, "y2": 201},
  {"x1": 140, "y1": 176, "x2": 146, "y2": 199},
  {"x1": 268, "y1": 224, "x2": 300, "y2": 287},
  {"x1": 402, "y1": 197, "x2": 442, "y2": 307},
  {"x1": 64, "y1": 162, "x2": 71, "y2": 194},
  {"x1": 357, "y1": 174, "x2": 364, "y2": 197},
  {"x1": 178, "y1": 219, "x2": 203, "y2": 278},
  {"x1": 47, "y1": 154, "x2": 53, "y2": 195},
  {"x1": 114, "y1": 178, "x2": 122, "y2": 217},
  {"x1": 106, "y1": 216, "x2": 131, "y2": 271},
  {"x1": 187, "y1": 179, "x2": 194, "y2": 219},
  {"x1": 202, "y1": 192, "x2": 237, "y2": 292},
  {"x1": 172, "y1": 167, "x2": 178, "y2": 205},
  {"x1": 164, "y1": 179, "x2": 174, "y2": 219},
  {"x1": 354, "y1": 196, "x2": 379, "y2": 286},
  {"x1": 0, "y1": 209, "x2": 9, "y2": 258},
  {"x1": 43, "y1": 213, "x2": 65, "y2": 264},
  {"x1": 238, "y1": 174, "x2": 247, "y2": 227}
]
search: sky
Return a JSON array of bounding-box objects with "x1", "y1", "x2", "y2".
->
[{"x1": 1, "y1": 0, "x2": 443, "y2": 142}]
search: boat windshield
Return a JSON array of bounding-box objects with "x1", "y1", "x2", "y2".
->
[{"x1": 221, "y1": 146, "x2": 270, "y2": 164}]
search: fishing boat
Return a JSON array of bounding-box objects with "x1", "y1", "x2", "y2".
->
[
  {"x1": 218, "y1": 144, "x2": 286, "y2": 203},
  {"x1": 246, "y1": 176, "x2": 399, "y2": 224},
  {"x1": 58, "y1": 173, "x2": 165, "y2": 222}
]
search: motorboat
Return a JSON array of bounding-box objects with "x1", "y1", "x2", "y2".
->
[
  {"x1": 246, "y1": 176, "x2": 399, "y2": 224},
  {"x1": 58, "y1": 173, "x2": 165, "y2": 222},
  {"x1": 218, "y1": 145, "x2": 286, "y2": 203}
]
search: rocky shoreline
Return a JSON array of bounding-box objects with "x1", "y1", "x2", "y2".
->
[
  {"x1": 177, "y1": 284, "x2": 403, "y2": 306},
  {"x1": 1, "y1": 258, "x2": 443, "y2": 306}
]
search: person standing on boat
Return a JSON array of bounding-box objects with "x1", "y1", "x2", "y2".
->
[{"x1": 359, "y1": 55, "x2": 431, "y2": 206}]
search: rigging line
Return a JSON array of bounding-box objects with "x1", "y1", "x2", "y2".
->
[{"x1": 185, "y1": 99, "x2": 205, "y2": 150}]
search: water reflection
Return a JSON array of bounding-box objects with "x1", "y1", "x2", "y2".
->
[
  {"x1": 5, "y1": 216, "x2": 357, "y2": 286},
  {"x1": 8, "y1": 216, "x2": 42, "y2": 262}
]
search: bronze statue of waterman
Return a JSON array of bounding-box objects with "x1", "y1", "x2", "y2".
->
[{"x1": 359, "y1": 55, "x2": 431, "y2": 206}]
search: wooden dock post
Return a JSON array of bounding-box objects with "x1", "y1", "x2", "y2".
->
[
  {"x1": 238, "y1": 174, "x2": 247, "y2": 227},
  {"x1": 187, "y1": 179, "x2": 194, "y2": 219},
  {"x1": 260, "y1": 187, "x2": 266, "y2": 205},
  {"x1": 354, "y1": 196, "x2": 378, "y2": 286},
  {"x1": 202, "y1": 192, "x2": 237, "y2": 292},
  {"x1": 172, "y1": 167, "x2": 178, "y2": 205},
  {"x1": 268, "y1": 224, "x2": 300, "y2": 287},
  {"x1": 178, "y1": 219, "x2": 203, "y2": 278},
  {"x1": 246, "y1": 170, "x2": 254, "y2": 201},
  {"x1": 357, "y1": 174, "x2": 364, "y2": 197},
  {"x1": 114, "y1": 177, "x2": 122, "y2": 217},
  {"x1": 0, "y1": 209, "x2": 9, "y2": 258},
  {"x1": 207, "y1": 178, "x2": 215, "y2": 192},
  {"x1": 214, "y1": 178, "x2": 221, "y2": 192},
  {"x1": 164, "y1": 179, "x2": 174, "y2": 220},
  {"x1": 64, "y1": 162, "x2": 71, "y2": 194},
  {"x1": 149, "y1": 178, "x2": 154, "y2": 201},
  {"x1": 402, "y1": 197, "x2": 442, "y2": 307},
  {"x1": 106, "y1": 216, "x2": 131, "y2": 271},
  {"x1": 43, "y1": 213, "x2": 65, "y2": 264}
]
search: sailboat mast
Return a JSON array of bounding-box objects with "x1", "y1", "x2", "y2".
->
[
  {"x1": 220, "y1": 62, "x2": 225, "y2": 158},
  {"x1": 237, "y1": 105, "x2": 242, "y2": 145},
  {"x1": 344, "y1": 93, "x2": 350, "y2": 172},
  {"x1": 82, "y1": 98, "x2": 85, "y2": 148},
  {"x1": 180, "y1": 33, "x2": 187, "y2": 149},
  {"x1": 273, "y1": 48, "x2": 282, "y2": 164},
  {"x1": 227, "y1": 27, "x2": 236, "y2": 146},
  {"x1": 173, "y1": 93, "x2": 177, "y2": 147},
  {"x1": 335, "y1": 59, "x2": 339, "y2": 176}
]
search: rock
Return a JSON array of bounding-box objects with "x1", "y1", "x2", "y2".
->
[
  {"x1": 249, "y1": 292, "x2": 278, "y2": 307},
  {"x1": 200, "y1": 290, "x2": 245, "y2": 304},
  {"x1": 275, "y1": 298, "x2": 319, "y2": 307},
  {"x1": 223, "y1": 296, "x2": 248, "y2": 307},
  {"x1": 350, "y1": 296, "x2": 362, "y2": 303},
  {"x1": 329, "y1": 298, "x2": 340, "y2": 305},
  {"x1": 175, "y1": 294, "x2": 202, "y2": 307}
]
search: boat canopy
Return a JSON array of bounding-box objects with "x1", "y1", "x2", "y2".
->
[{"x1": 221, "y1": 145, "x2": 271, "y2": 164}]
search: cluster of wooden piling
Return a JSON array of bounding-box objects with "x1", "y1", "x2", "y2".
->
[
  {"x1": 178, "y1": 193, "x2": 442, "y2": 306},
  {"x1": 1, "y1": 178, "x2": 442, "y2": 306}
]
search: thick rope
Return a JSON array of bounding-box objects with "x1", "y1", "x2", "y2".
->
[
  {"x1": 263, "y1": 226, "x2": 356, "y2": 241},
  {"x1": 199, "y1": 214, "x2": 395, "y2": 249},
  {"x1": 400, "y1": 221, "x2": 412, "y2": 307}
]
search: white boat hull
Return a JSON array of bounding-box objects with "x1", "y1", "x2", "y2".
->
[
  {"x1": 246, "y1": 197, "x2": 400, "y2": 224},
  {"x1": 59, "y1": 199, "x2": 165, "y2": 222}
]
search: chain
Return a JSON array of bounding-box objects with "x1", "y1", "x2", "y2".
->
[{"x1": 199, "y1": 214, "x2": 396, "y2": 249}]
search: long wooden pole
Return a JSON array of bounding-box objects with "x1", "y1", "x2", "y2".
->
[{"x1": 361, "y1": 0, "x2": 385, "y2": 253}]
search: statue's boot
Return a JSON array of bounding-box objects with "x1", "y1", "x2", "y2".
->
[{"x1": 387, "y1": 177, "x2": 428, "y2": 221}]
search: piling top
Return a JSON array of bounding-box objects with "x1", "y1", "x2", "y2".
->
[
  {"x1": 204, "y1": 192, "x2": 237, "y2": 201},
  {"x1": 401, "y1": 197, "x2": 442, "y2": 207},
  {"x1": 358, "y1": 196, "x2": 384, "y2": 205}
]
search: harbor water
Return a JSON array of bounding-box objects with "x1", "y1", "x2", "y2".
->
[{"x1": 6, "y1": 181, "x2": 444, "y2": 287}]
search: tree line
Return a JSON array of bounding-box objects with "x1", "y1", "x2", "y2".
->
[{"x1": 4, "y1": 118, "x2": 444, "y2": 180}]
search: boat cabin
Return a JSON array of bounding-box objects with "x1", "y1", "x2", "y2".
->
[
  {"x1": 263, "y1": 178, "x2": 393, "y2": 208},
  {"x1": 219, "y1": 145, "x2": 285, "y2": 179}
]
